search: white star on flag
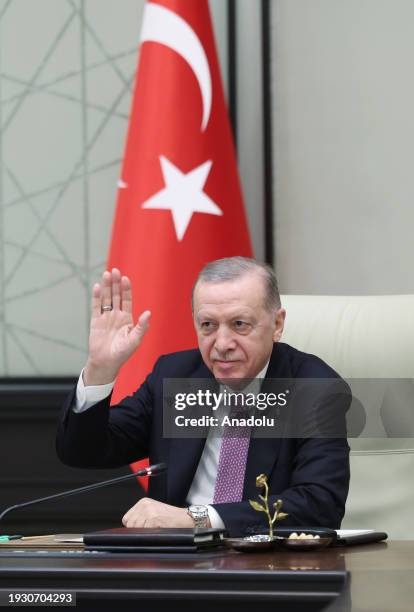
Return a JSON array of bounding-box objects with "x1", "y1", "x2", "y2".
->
[{"x1": 141, "y1": 156, "x2": 223, "y2": 241}]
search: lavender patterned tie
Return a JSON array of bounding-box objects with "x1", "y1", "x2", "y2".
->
[{"x1": 213, "y1": 409, "x2": 251, "y2": 504}]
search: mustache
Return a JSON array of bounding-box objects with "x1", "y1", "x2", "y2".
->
[{"x1": 210, "y1": 352, "x2": 239, "y2": 361}]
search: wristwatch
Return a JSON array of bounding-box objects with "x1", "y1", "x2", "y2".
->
[{"x1": 187, "y1": 504, "x2": 209, "y2": 528}]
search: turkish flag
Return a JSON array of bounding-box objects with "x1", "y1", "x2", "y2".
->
[{"x1": 107, "y1": 0, "x2": 252, "y2": 484}]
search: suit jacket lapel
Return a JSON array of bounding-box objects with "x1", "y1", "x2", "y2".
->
[
  {"x1": 167, "y1": 360, "x2": 215, "y2": 506},
  {"x1": 243, "y1": 344, "x2": 284, "y2": 500}
]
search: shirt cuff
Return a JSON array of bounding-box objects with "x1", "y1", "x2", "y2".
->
[
  {"x1": 73, "y1": 369, "x2": 115, "y2": 413},
  {"x1": 206, "y1": 505, "x2": 226, "y2": 530}
]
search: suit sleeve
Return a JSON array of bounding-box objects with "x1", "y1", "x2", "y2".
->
[
  {"x1": 212, "y1": 436, "x2": 350, "y2": 537},
  {"x1": 56, "y1": 362, "x2": 160, "y2": 469},
  {"x1": 212, "y1": 378, "x2": 351, "y2": 537}
]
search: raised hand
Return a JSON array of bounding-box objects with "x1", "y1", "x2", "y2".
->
[{"x1": 83, "y1": 268, "x2": 151, "y2": 385}]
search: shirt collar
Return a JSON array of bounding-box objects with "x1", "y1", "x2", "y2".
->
[
  {"x1": 257, "y1": 360, "x2": 270, "y2": 380},
  {"x1": 220, "y1": 359, "x2": 270, "y2": 395}
]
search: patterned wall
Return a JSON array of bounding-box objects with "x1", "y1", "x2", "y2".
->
[
  {"x1": 0, "y1": 0, "x2": 227, "y2": 377},
  {"x1": 0, "y1": 0, "x2": 148, "y2": 376}
]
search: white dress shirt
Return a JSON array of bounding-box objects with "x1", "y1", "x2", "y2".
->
[{"x1": 74, "y1": 362, "x2": 269, "y2": 528}]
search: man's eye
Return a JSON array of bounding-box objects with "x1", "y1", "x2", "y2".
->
[
  {"x1": 233, "y1": 320, "x2": 250, "y2": 332},
  {"x1": 200, "y1": 321, "x2": 215, "y2": 332}
]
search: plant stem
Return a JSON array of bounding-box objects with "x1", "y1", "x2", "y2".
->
[{"x1": 263, "y1": 481, "x2": 274, "y2": 539}]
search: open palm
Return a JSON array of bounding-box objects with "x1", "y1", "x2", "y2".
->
[{"x1": 85, "y1": 269, "x2": 150, "y2": 385}]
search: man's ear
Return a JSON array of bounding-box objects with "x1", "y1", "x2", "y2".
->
[{"x1": 272, "y1": 308, "x2": 286, "y2": 342}]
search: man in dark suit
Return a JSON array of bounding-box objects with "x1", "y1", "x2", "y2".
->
[{"x1": 57, "y1": 257, "x2": 350, "y2": 537}]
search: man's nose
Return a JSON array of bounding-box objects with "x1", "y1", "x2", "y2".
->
[{"x1": 213, "y1": 326, "x2": 236, "y2": 354}]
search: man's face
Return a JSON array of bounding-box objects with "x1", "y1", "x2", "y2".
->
[{"x1": 193, "y1": 273, "x2": 286, "y2": 380}]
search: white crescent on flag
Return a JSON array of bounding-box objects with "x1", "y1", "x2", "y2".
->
[
  {"x1": 140, "y1": 2, "x2": 212, "y2": 131},
  {"x1": 139, "y1": 3, "x2": 221, "y2": 241}
]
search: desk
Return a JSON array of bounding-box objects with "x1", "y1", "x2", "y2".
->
[
  {"x1": 334, "y1": 541, "x2": 414, "y2": 612},
  {"x1": 0, "y1": 541, "x2": 412, "y2": 611}
]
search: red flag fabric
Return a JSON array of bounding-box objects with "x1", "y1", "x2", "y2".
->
[{"x1": 106, "y1": 0, "x2": 252, "y2": 484}]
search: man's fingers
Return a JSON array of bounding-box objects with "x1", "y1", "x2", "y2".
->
[
  {"x1": 122, "y1": 507, "x2": 134, "y2": 526},
  {"x1": 111, "y1": 268, "x2": 121, "y2": 310},
  {"x1": 130, "y1": 311, "x2": 151, "y2": 346},
  {"x1": 122, "y1": 499, "x2": 147, "y2": 528},
  {"x1": 120, "y1": 276, "x2": 132, "y2": 313},
  {"x1": 122, "y1": 497, "x2": 145, "y2": 526},
  {"x1": 122, "y1": 514, "x2": 144, "y2": 528},
  {"x1": 101, "y1": 270, "x2": 112, "y2": 310},
  {"x1": 91, "y1": 283, "x2": 102, "y2": 318},
  {"x1": 138, "y1": 310, "x2": 151, "y2": 329}
]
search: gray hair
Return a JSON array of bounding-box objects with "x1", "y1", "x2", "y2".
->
[{"x1": 192, "y1": 256, "x2": 281, "y2": 312}]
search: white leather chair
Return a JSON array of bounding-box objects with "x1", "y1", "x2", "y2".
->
[{"x1": 281, "y1": 294, "x2": 414, "y2": 538}]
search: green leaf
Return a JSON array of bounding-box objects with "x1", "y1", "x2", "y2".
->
[{"x1": 249, "y1": 500, "x2": 266, "y2": 512}]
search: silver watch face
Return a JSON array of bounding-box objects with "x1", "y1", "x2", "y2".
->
[
  {"x1": 189, "y1": 505, "x2": 208, "y2": 516},
  {"x1": 188, "y1": 504, "x2": 209, "y2": 528}
]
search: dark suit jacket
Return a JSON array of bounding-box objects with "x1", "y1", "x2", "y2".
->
[{"x1": 56, "y1": 342, "x2": 350, "y2": 537}]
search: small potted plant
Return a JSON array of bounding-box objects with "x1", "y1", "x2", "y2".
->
[{"x1": 249, "y1": 473, "x2": 288, "y2": 539}]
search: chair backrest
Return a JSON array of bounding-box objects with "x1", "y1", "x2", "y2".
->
[{"x1": 281, "y1": 294, "x2": 414, "y2": 538}]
